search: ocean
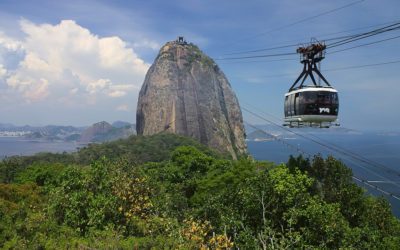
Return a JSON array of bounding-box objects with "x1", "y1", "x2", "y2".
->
[
  {"x1": 1, "y1": 132, "x2": 400, "y2": 216},
  {"x1": 0, "y1": 137, "x2": 81, "y2": 159},
  {"x1": 248, "y1": 131, "x2": 400, "y2": 217}
]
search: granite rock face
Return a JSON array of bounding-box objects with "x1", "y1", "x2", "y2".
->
[{"x1": 136, "y1": 40, "x2": 246, "y2": 158}]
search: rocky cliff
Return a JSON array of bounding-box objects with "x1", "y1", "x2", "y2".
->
[{"x1": 136, "y1": 39, "x2": 246, "y2": 158}]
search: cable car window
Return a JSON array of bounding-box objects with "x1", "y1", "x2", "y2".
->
[
  {"x1": 284, "y1": 90, "x2": 339, "y2": 118},
  {"x1": 303, "y1": 92, "x2": 317, "y2": 103},
  {"x1": 291, "y1": 94, "x2": 295, "y2": 116},
  {"x1": 302, "y1": 91, "x2": 336, "y2": 104},
  {"x1": 294, "y1": 93, "x2": 299, "y2": 115},
  {"x1": 284, "y1": 96, "x2": 288, "y2": 116},
  {"x1": 320, "y1": 94, "x2": 330, "y2": 104},
  {"x1": 291, "y1": 94, "x2": 295, "y2": 115},
  {"x1": 331, "y1": 93, "x2": 338, "y2": 104},
  {"x1": 298, "y1": 93, "x2": 305, "y2": 115}
]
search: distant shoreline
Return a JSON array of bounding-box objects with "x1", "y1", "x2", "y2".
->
[{"x1": 0, "y1": 137, "x2": 85, "y2": 159}]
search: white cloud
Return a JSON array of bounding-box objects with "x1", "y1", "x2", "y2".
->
[
  {"x1": 0, "y1": 64, "x2": 6, "y2": 78},
  {"x1": 132, "y1": 39, "x2": 160, "y2": 50},
  {"x1": 70, "y1": 88, "x2": 79, "y2": 95},
  {"x1": 116, "y1": 104, "x2": 129, "y2": 111},
  {"x1": 0, "y1": 31, "x2": 23, "y2": 52},
  {"x1": 87, "y1": 78, "x2": 112, "y2": 94},
  {"x1": 0, "y1": 32, "x2": 25, "y2": 71},
  {"x1": 98, "y1": 36, "x2": 149, "y2": 73},
  {"x1": 23, "y1": 78, "x2": 49, "y2": 102},
  {"x1": 110, "y1": 84, "x2": 138, "y2": 91},
  {"x1": 108, "y1": 90, "x2": 126, "y2": 98},
  {"x1": 85, "y1": 79, "x2": 133, "y2": 98},
  {"x1": 2, "y1": 19, "x2": 150, "y2": 102}
]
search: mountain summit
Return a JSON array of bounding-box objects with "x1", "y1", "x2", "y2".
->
[{"x1": 136, "y1": 38, "x2": 246, "y2": 158}]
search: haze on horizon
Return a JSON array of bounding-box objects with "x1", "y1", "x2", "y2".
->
[{"x1": 0, "y1": 0, "x2": 399, "y2": 130}]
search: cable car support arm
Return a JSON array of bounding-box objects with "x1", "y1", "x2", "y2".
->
[{"x1": 289, "y1": 42, "x2": 331, "y2": 91}]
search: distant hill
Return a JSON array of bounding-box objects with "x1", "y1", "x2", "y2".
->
[
  {"x1": 246, "y1": 130, "x2": 271, "y2": 141},
  {"x1": 112, "y1": 121, "x2": 133, "y2": 128},
  {"x1": 13, "y1": 125, "x2": 84, "y2": 141},
  {"x1": 0, "y1": 123, "x2": 16, "y2": 129},
  {"x1": 79, "y1": 121, "x2": 136, "y2": 143},
  {"x1": 245, "y1": 124, "x2": 363, "y2": 138},
  {"x1": 0, "y1": 122, "x2": 136, "y2": 143}
]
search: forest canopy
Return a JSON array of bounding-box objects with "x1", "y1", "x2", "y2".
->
[{"x1": 1, "y1": 134, "x2": 399, "y2": 249}]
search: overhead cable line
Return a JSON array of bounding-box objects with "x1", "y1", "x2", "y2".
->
[
  {"x1": 223, "y1": 44, "x2": 300, "y2": 56},
  {"x1": 217, "y1": 21, "x2": 400, "y2": 61},
  {"x1": 328, "y1": 34, "x2": 400, "y2": 54},
  {"x1": 223, "y1": 34, "x2": 355, "y2": 56},
  {"x1": 244, "y1": 118, "x2": 400, "y2": 200},
  {"x1": 327, "y1": 24, "x2": 400, "y2": 48},
  {"x1": 242, "y1": 108, "x2": 400, "y2": 200},
  {"x1": 319, "y1": 19, "x2": 400, "y2": 43},
  {"x1": 242, "y1": 102, "x2": 400, "y2": 178},
  {"x1": 233, "y1": 59, "x2": 400, "y2": 79},
  {"x1": 222, "y1": 18, "x2": 400, "y2": 56},
  {"x1": 326, "y1": 22, "x2": 400, "y2": 49},
  {"x1": 226, "y1": 0, "x2": 366, "y2": 47},
  {"x1": 242, "y1": 106, "x2": 400, "y2": 182},
  {"x1": 323, "y1": 59, "x2": 400, "y2": 72},
  {"x1": 216, "y1": 52, "x2": 297, "y2": 61},
  {"x1": 352, "y1": 176, "x2": 400, "y2": 200},
  {"x1": 298, "y1": 131, "x2": 400, "y2": 178},
  {"x1": 244, "y1": 121, "x2": 311, "y2": 158},
  {"x1": 297, "y1": 131, "x2": 400, "y2": 182},
  {"x1": 218, "y1": 58, "x2": 297, "y2": 65}
]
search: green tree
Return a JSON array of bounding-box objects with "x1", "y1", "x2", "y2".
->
[{"x1": 50, "y1": 158, "x2": 119, "y2": 234}]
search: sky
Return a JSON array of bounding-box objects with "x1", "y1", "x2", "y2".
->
[{"x1": 0, "y1": 0, "x2": 399, "y2": 130}]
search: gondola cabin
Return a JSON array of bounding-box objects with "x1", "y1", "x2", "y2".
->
[
  {"x1": 284, "y1": 41, "x2": 340, "y2": 127},
  {"x1": 284, "y1": 87, "x2": 339, "y2": 124}
]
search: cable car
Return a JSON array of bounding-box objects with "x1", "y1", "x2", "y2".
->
[{"x1": 284, "y1": 41, "x2": 339, "y2": 128}]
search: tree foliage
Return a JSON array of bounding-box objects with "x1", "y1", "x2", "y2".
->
[{"x1": 1, "y1": 134, "x2": 399, "y2": 249}]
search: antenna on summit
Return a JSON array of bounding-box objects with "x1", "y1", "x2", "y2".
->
[{"x1": 176, "y1": 36, "x2": 187, "y2": 45}]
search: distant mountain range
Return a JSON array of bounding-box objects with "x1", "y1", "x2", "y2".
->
[
  {"x1": 1, "y1": 121, "x2": 398, "y2": 144},
  {"x1": 245, "y1": 124, "x2": 365, "y2": 142},
  {"x1": 0, "y1": 121, "x2": 136, "y2": 143}
]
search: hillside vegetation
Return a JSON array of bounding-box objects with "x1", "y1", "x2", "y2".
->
[{"x1": 1, "y1": 134, "x2": 399, "y2": 249}]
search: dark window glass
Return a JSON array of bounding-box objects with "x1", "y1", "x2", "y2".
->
[
  {"x1": 299, "y1": 91, "x2": 339, "y2": 116},
  {"x1": 286, "y1": 91, "x2": 339, "y2": 117},
  {"x1": 290, "y1": 94, "x2": 295, "y2": 115},
  {"x1": 303, "y1": 92, "x2": 317, "y2": 103},
  {"x1": 298, "y1": 93, "x2": 305, "y2": 115},
  {"x1": 331, "y1": 93, "x2": 339, "y2": 104},
  {"x1": 294, "y1": 94, "x2": 299, "y2": 116},
  {"x1": 284, "y1": 96, "x2": 288, "y2": 116}
]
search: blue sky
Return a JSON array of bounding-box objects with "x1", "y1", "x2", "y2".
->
[{"x1": 0, "y1": 0, "x2": 399, "y2": 130}]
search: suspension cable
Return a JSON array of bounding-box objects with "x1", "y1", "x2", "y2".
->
[
  {"x1": 216, "y1": 21, "x2": 400, "y2": 61},
  {"x1": 242, "y1": 109, "x2": 400, "y2": 200},
  {"x1": 242, "y1": 106, "x2": 400, "y2": 181},
  {"x1": 223, "y1": 0, "x2": 366, "y2": 48}
]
